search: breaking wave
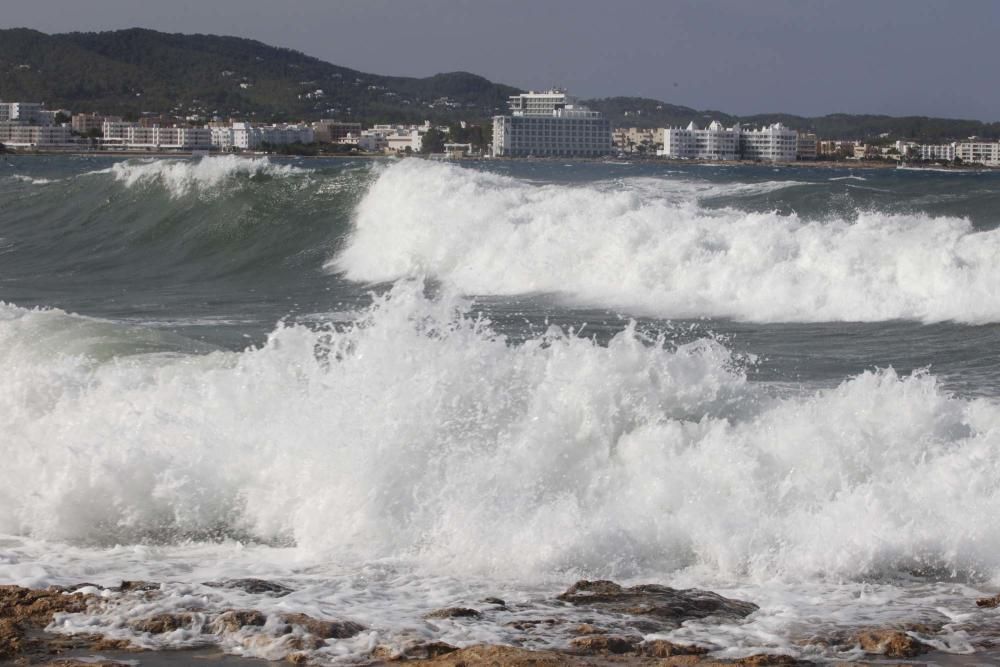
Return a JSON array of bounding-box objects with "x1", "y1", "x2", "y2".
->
[
  {"x1": 91, "y1": 155, "x2": 312, "y2": 198},
  {"x1": 335, "y1": 160, "x2": 1000, "y2": 324},
  {"x1": 3, "y1": 284, "x2": 1000, "y2": 584}
]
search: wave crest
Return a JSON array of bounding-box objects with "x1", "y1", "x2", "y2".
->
[
  {"x1": 97, "y1": 155, "x2": 310, "y2": 198},
  {"x1": 334, "y1": 160, "x2": 1000, "y2": 324}
]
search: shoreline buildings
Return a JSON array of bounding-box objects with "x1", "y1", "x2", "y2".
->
[
  {"x1": 492, "y1": 90, "x2": 612, "y2": 158},
  {"x1": 657, "y1": 121, "x2": 798, "y2": 161}
]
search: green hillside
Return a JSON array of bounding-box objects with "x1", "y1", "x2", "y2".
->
[{"x1": 0, "y1": 28, "x2": 519, "y2": 123}]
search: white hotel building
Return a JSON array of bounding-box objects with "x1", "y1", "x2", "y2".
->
[
  {"x1": 492, "y1": 90, "x2": 612, "y2": 158},
  {"x1": 102, "y1": 122, "x2": 212, "y2": 150},
  {"x1": 658, "y1": 121, "x2": 798, "y2": 161}
]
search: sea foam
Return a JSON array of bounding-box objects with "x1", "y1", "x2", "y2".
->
[
  {"x1": 100, "y1": 155, "x2": 310, "y2": 198},
  {"x1": 3, "y1": 286, "x2": 1000, "y2": 584},
  {"x1": 334, "y1": 160, "x2": 1000, "y2": 324}
]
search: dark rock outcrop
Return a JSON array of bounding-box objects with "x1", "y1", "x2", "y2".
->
[
  {"x1": 557, "y1": 580, "x2": 759, "y2": 628},
  {"x1": 279, "y1": 612, "x2": 365, "y2": 639},
  {"x1": 976, "y1": 594, "x2": 1000, "y2": 608},
  {"x1": 130, "y1": 612, "x2": 199, "y2": 634},
  {"x1": 212, "y1": 609, "x2": 268, "y2": 633},
  {"x1": 421, "y1": 644, "x2": 576, "y2": 666},
  {"x1": 424, "y1": 607, "x2": 483, "y2": 620},
  {"x1": 641, "y1": 639, "x2": 710, "y2": 657},
  {"x1": 569, "y1": 633, "x2": 639, "y2": 654},
  {"x1": 203, "y1": 578, "x2": 293, "y2": 597},
  {"x1": 855, "y1": 629, "x2": 927, "y2": 658}
]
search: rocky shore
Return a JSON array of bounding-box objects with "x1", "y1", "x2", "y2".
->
[{"x1": 0, "y1": 579, "x2": 994, "y2": 666}]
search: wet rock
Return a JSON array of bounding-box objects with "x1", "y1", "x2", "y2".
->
[
  {"x1": 572, "y1": 623, "x2": 608, "y2": 635},
  {"x1": 90, "y1": 636, "x2": 139, "y2": 651},
  {"x1": 0, "y1": 585, "x2": 93, "y2": 626},
  {"x1": 279, "y1": 612, "x2": 365, "y2": 639},
  {"x1": 556, "y1": 580, "x2": 759, "y2": 628},
  {"x1": 0, "y1": 617, "x2": 24, "y2": 661},
  {"x1": 40, "y1": 661, "x2": 134, "y2": 667},
  {"x1": 569, "y1": 634, "x2": 639, "y2": 654},
  {"x1": 203, "y1": 578, "x2": 293, "y2": 596},
  {"x1": 504, "y1": 618, "x2": 561, "y2": 631},
  {"x1": 130, "y1": 612, "x2": 199, "y2": 634},
  {"x1": 212, "y1": 609, "x2": 268, "y2": 633},
  {"x1": 421, "y1": 644, "x2": 576, "y2": 666},
  {"x1": 856, "y1": 629, "x2": 927, "y2": 658},
  {"x1": 482, "y1": 597, "x2": 506, "y2": 607},
  {"x1": 117, "y1": 580, "x2": 160, "y2": 593},
  {"x1": 640, "y1": 639, "x2": 710, "y2": 658},
  {"x1": 720, "y1": 655, "x2": 806, "y2": 666},
  {"x1": 286, "y1": 652, "x2": 310, "y2": 665},
  {"x1": 372, "y1": 640, "x2": 459, "y2": 660},
  {"x1": 424, "y1": 607, "x2": 483, "y2": 620},
  {"x1": 977, "y1": 594, "x2": 1000, "y2": 608}
]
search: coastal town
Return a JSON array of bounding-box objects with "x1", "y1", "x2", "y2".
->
[{"x1": 2, "y1": 89, "x2": 1000, "y2": 166}]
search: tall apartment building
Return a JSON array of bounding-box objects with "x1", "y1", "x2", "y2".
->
[
  {"x1": 229, "y1": 123, "x2": 314, "y2": 150},
  {"x1": 492, "y1": 90, "x2": 611, "y2": 158},
  {"x1": 739, "y1": 123, "x2": 798, "y2": 161}
]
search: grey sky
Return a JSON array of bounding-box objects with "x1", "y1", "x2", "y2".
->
[{"x1": 3, "y1": 0, "x2": 999, "y2": 121}]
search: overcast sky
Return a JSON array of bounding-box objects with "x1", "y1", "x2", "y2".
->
[{"x1": 3, "y1": 0, "x2": 999, "y2": 121}]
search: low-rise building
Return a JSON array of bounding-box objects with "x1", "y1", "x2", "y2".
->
[
  {"x1": 0, "y1": 102, "x2": 45, "y2": 124},
  {"x1": 956, "y1": 140, "x2": 1000, "y2": 166},
  {"x1": 658, "y1": 121, "x2": 739, "y2": 160},
  {"x1": 918, "y1": 143, "x2": 956, "y2": 162},
  {"x1": 101, "y1": 122, "x2": 212, "y2": 150},
  {"x1": 0, "y1": 122, "x2": 74, "y2": 147},
  {"x1": 797, "y1": 133, "x2": 818, "y2": 160},
  {"x1": 72, "y1": 113, "x2": 121, "y2": 135},
  {"x1": 312, "y1": 120, "x2": 362, "y2": 143}
]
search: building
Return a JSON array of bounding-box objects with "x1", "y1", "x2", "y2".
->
[
  {"x1": 492, "y1": 89, "x2": 612, "y2": 158},
  {"x1": 852, "y1": 144, "x2": 879, "y2": 159},
  {"x1": 614, "y1": 127, "x2": 664, "y2": 152},
  {"x1": 658, "y1": 121, "x2": 739, "y2": 160},
  {"x1": 796, "y1": 133, "x2": 818, "y2": 160},
  {"x1": 229, "y1": 122, "x2": 314, "y2": 150},
  {"x1": 72, "y1": 113, "x2": 121, "y2": 135},
  {"x1": 0, "y1": 102, "x2": 45, "y2": 124},
  {"x1": 444, "y1": 143, "x2": 474, "y2": 158},
  {"x1": 918, "y1": 143, "x2": 956, "y2": 162},
  {"x1": 956, "y1": 140, "x2": 1000, "y2": 166},
  {"x1": 739, "y1": 123, "x2": 798, "y2": 161},
  {"x1": 101, "y1": 122, "x2": 213, "y2": 150},
  {"x1": 0, "y1": 123, "x2": 73, "y2": 147},
  {"x1": 312, "y1": 120, "x2": 362, "y2": 143}
]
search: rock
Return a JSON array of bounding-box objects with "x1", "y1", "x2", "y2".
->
[
  {"x1": 569, "y1": 634, "x2": 638, "y2": 654},
  {"x1": 130, "y1": 612, "x2": 198, "y2": 634},
  {"x1": 722, "y1": 655, "x2": 806, "y2": 666},
  {"x1": 0, "y1": 585, "x2": 93, "y2": 626},
  {"x1": 117, "y1": 581, "x2": 160, "y2": 593},
  {"x1": 482, "y1": 597, "x2": 507, "y2": 607},
  {"x1": 212, "y1": 609, "x2": 268, "y2": 633},
  {"x1": 572, "y1": 623, "x2": 608, "y2": 635},
  {"x1": 504, "y1": 618, "x2": 561, "y2": 631},
  {"x1": 372, "y1": 640, "x2": 459, "y2": 660},
  {"x1": 40, "y1": 661, "x2": 134, "y2": 667},
  {"x1": 856, "y1": 629, "x2": 927, "y2": 658},
  {"x1": 90, "y1": 637, "x2": 139, "y2": 651},
  {"x1": 977, "y1": 594, "x2": 1000, "y2": 608},
  {"x1": 640, "y1": 639, "x2": 709, "y2": 657},
  {"x1": 203, "y1": 578, "x2": 293, "y2": 596},
  {"x1": 286, "y1": 652, "x2": 310, "y2": 665},
  {"x1": 424, "y1": 607, "x2": 483, "y2": 620},
  {"x1": 556, "y1": 580, "x2": 759, "y2": 628},
  {"x1": 279, "y1": 612, "x2": 365, "y2": 639},
  {"x1": 0, "y1": 617, "x2": 24, "y2": 661},
  {"x1": 420, "y1": 644, "x2": 576, "y2": 666}
]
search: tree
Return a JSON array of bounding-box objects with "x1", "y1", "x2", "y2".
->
[
  {"x1": 53, "y1": 111, "x2": 70, "y2": 125},
  {"x1": 420, "y1": 127, "x2": 446, "y2": 154}
]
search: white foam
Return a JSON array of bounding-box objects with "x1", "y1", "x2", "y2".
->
[
  {"x1": 334, "y1": 160, "x2": 1000, "y2": 324},
  {"x1": 5, "y1": 289, "x2": 1000, "y2": 660},
  {"x1": 9, "y1": 174, "x2": 56, "y2": 185},
  {"x1": 97, "y1": 155, "x2": 310, "y2": 198}
]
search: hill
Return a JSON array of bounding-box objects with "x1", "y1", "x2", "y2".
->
[
  {"x1": 1, "y1": 28, "x2": 998, "y2": 140},
  {"x1": 584, "y1": 97, "x2": 1000, "y2": 141},
  {"x1": 0, "y1": 28, "x2": 520, "y2": 123}
]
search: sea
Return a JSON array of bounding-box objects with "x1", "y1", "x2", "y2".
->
[{"x1": 3, "y1": 154, "x2": 1000, "y2": 663}]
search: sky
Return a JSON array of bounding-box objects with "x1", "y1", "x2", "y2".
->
[{"x1": 3, "y1": 0, "x2": 999, "y2": 121}]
